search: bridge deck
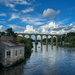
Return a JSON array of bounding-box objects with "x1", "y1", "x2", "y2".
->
[{"x1": 16, "y1": 33, "x2": 63, "y2": 36}]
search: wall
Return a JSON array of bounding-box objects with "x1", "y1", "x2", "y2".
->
[
  {"x1": 0, "y1": 43, "x2": 6, "y2": 64},
  {"x1": 4, "y1": 46, "x2": 25, "y2": 66}
]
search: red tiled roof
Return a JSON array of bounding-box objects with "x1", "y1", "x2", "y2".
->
[{"x1": 2, "y1": 40, "x2": 24, "y2": 46}]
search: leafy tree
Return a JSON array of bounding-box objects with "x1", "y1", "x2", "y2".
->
[
  {"x1": 1, "y1": 32, "x2": 5, "y2": 35},
  {"x1": 0, "y1": 32, "x2": 5, "y2": 36},
  {"x1": 42, "y1": 32, "x2": 75, "y2": 46},
  {"x1": 16, "y1": 37, "x2": 33, "y2": 58},
  {"x1": 5, "y1": 28, "x2": 17, "y2": 37},
  {"x1": 67, "y1": 32, "x2": 75, "y2": 37}
]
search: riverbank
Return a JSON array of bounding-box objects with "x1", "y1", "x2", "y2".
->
[
  {"x1": 0, "y1": 43, "x2": 75, "y2": 75},
  {"x1": 0, "y1": 50, "x2": 33, "y2": 70},
  {"x1": 42, "y1": 42, "x2": 75, "y2": 47}
]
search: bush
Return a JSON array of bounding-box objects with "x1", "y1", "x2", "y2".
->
[{"x1": 16, "y1": 37, "x2": 33, "y2": 58}]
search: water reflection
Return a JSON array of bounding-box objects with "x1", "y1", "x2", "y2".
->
[
  {"x1": 41, "y1": 42, "x2": 43, "y2": 51},
  {"x1": 0, "y1": 63, "x2": 24, "y2": 75},
  {"x1": 46, "y1": 44, "x2": 48, "y2": 51},
  {"x1": 0, "y1": 43, "x2": 75, "y2": 75},
  {"x1": 51, "y1": 45, "x2": 53, "y2": 49},
  {"x1": 35, "y1": 43, "x2": 37, "y2": 52}
]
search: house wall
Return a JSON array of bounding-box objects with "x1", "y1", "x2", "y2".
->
[
  {"x1": 4, "y1": 46, "x2": 25, "y2": 66},
  {"x1": 0, "y1": 43, "x2": 6, "y2": 65},
  {"x1": 0, "y1": 36, "x2": 25, "y2": 67}
]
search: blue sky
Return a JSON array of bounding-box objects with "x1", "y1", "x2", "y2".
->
[{"x1": 0, "y1": 0, "x2": 75, "y2": 35}]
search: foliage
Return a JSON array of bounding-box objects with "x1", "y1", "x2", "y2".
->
[
  {"x1": 42, "y1": 32, "x2": 75, "y2": 46},
  {"x1": 62, "y1": 32, "x2": 75, "y2": 45},
  {"x1": 16, "y1": 37, "x2": 33, "y2": 58},
  {"x1": 0, "y1": 32, "x2": 5, "y2": 36},
  {"x1": 5, "y1": 28, "x2": 17, "y2": 37},
  {"x1": 0, "y1": 28, "x2": 33, "y2": 59}
]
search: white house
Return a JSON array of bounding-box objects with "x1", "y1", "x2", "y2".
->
[{"x1": 0, "y1": 36, "x2": 25, "y2": 67}]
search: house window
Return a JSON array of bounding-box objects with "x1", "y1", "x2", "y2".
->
[
  {"x1": 7, "y1": 51, "x2": 10, "y2": 56},
  {"x1": 15, "y1": 50, "x2": 17, "y2": 56}
]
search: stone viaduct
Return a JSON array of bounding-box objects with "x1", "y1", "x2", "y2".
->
[{"x1": 16, "y1": 33, "x2": 63, "y2": 47}]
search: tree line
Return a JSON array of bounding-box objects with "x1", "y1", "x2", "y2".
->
[{"x1": 42, "y1": 32, "x2": 75, "y2": 46}]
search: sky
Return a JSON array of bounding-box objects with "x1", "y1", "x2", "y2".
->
[{"x1": 0, "y1": 0, "x2": 75, "y2": 37}]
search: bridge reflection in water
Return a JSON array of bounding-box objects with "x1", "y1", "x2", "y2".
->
[
  {"x1": 0, "y1": 43, "x2": 75, "y2": 75},
  {"x1": 34, "y1": 42, "x2": 56, "y2": 52}
]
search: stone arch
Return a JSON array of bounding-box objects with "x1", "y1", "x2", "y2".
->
[
  {"x1": 17, "y1": 34, "x2": 23, "y2": 37},
  {"x1": 31, "y1": 35, "x2": 35, "y2": 40},
  {"x1": 25, "y1": 34, "x2": 29, "y2": 38}
]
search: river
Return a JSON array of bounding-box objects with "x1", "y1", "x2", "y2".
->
[{"x1": 0, "y1": 42, "x2": 75, "y2": 75}]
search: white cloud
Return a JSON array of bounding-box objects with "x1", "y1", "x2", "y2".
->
[
  {"x1": 9, "y1": 13, "x2": 19, "y2": 21},
  {"x1": 13, "y1": 21, "x2": 75, "y2": 35},
  {"x1": 22, "y1": 7, "x2": 34, "y2": 13},
  {"x1": 24, "y1": 25, "x2": 39, "y2": 33},
  {"x1": 9, "y1": 13, "x2": 46, "y2": 25},
  {"x1": 14, "y1": 0, "x2": 31, "y2": 5},
  {"x1": 0, "y1": 0, "x2": 31, "y2": 8},
  {"x1": 12, "y1": 8, "x2": 18, "y2": 11},
  {"x1": 0, "y1": 22, "x2": 75, "y2": 38},
  {"x1": 42, "y1": 8, "x2": 60, "y2": 19},
  {"x1": 0, "y1": 25, "x2": 5, "y2": 32},
  {"x1": 6, "y1": 3, "x2": 15, "y2": 8},
  {"x1": 0, "y1": 21, "x2": 6, "y2": 24},
  {"x1": 38, "y1": 22, "x2": 75, "y2": 34},
  {"x1": 0, "y1": 13, "x2": 6, "y2": 16},
  {"x1": 9, "y1": 24, "x2": 25, "y2": 31},
  {"x1": 38, "y1": 22, "x2": 58, "y2": 34},
  {"x1": 22, "y1": 17, "x2": 46, "y2": 25}
]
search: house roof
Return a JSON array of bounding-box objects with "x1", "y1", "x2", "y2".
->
[{"x1": 2, "y1": 40, "x2": 24, "y2": 47}]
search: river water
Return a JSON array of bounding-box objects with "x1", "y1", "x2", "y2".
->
[{"x1": 0, "y1": 42, "x2": 75, "y2": 75}]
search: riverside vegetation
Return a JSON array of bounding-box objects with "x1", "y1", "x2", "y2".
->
[
  {"x1": 0, "y1": 28, "x2": 75, "y2": 61},
  {"x1": 43, "y1": 32, "x2": 75, "y2": 47},
  {"x1": 0, "y1": 28, "x2": 33, "y2": 64}
]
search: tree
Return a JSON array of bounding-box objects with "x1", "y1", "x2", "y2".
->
[
  {"x1": 1, "y1": 32, "x2": 5, "y2": 35},
  {"x1": 16, "y1": 37, "x2": 33, "y2": 58},
  {"x1": 5, "y1": 28, "x2": 17, "y2": 37},
  {"x1": 0, "y1": 32, "x2": 5, "y2": 36}
]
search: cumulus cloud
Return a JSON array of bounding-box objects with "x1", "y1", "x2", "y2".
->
[
  {"x1": 38, "y1": 22, "x2": 75, "y2": 34},
  {"x1": 9, "y1": 24, "x2": 25, "y2": 31},
  {"x1": 0, "y1": 25, "x2": 5, "y2": 32},
  {"x1": 24, "y1": 25, "x2": 39, "y2": 33},
  {"x1": 13, "y1": 22, "x2": 75, "y2": 35},
  {"x1": 38, "y1": 22, "x2": 58, "y2": 34},
  {"x1": 0, "y1": 22, "x2": 75, "y2": 38},
  {"x1": 0, "y1": 0, "x2": 31, "y2": 8},
  {"x1": 22, "y1": 7, "x2": 34, "y2": 13},
  {"x1": 0, "y1": 13, "x2": 6, "y2": 16},
  {"x1": 52, "y1": 23, "x2": 75, "y2": 34},
  {"x1": 42, "y1": 8, "x2": 60, "y2": 19}
]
